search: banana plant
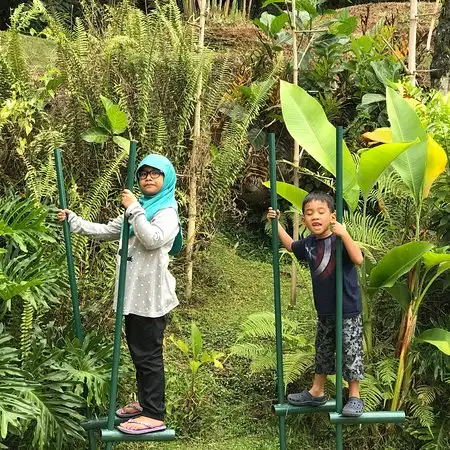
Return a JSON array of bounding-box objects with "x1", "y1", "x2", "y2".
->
[
  {"x1": 275, "y1": 81, "x2": 448, "y2": 408},
  {"x1": 362, "y1": 87, "x2": 448, "y2": 409},
  {"x1": 369, "y1": 245, "x2": 450, "y2": 409},
  {"x1": 169, "y1": 322, "x2": 224, "y2": 400}
]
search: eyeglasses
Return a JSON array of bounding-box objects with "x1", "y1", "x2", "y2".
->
[{"x1": 137, "y1": 169, "x2": 164, "y2": 180}]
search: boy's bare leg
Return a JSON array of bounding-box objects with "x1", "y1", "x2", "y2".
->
[
  {"x1": 309, "y1": 374, "x2": 327, "y2": 397},
  {"x1": 348, "y1": 379, "x2": 360, "y2": 398}
]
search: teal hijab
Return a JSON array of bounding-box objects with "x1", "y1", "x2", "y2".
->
[{"x1": 130, "y1": 154, "x2": 183, "y2": 256}]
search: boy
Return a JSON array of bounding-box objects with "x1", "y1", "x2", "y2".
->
[{"x1": 267, "y1": 192, "x2": 364, "y2": 417}]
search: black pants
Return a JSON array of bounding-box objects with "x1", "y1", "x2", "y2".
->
[{"x1": 124, "y1": 314, "x2": 166, "y2": 421}]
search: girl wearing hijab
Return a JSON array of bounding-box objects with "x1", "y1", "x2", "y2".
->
[{"x1": 58, "y1": 154, "x2": 182, "y2": 435}]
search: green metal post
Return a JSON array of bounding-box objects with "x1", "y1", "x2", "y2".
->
[
  {"x1": 54, "y1": 148, "x2": 96, "y2": 450},
  {"x1": 54, "y1": 149, "x2": 84, "y2": 342},
  {"x1": 105, "y1": 141, "x2": 137, "y2": 450},
  {"x1": 335, "y1": 127, "x2": 344, "y2": 450},
  {"x1": 268, "y1": 133, "x2": 286, "y2": 450}
]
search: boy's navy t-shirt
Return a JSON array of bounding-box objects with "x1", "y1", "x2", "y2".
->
[{"x1": 291, "y1": 233, "x2": 361, "y2": 318}]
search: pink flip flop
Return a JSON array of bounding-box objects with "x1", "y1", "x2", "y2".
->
[
  {"x1": 117, "y1": 418, "x2": 166, "y2": 435},
  {"x1": 115, "y1": 401, "x2": 143, "y2": 418}
]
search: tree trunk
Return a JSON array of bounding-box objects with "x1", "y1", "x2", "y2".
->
[
  {"x1": 185, "y1": 0, "x2": 206, "y2": 301},
  {"x1": 290, "y1": 0, "x2": 300, "y2": 308},
  {"x1": 431, "y1": 0, "x2": 450, "y2": 93}
]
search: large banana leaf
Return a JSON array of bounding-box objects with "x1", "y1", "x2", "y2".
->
[
  {"x1": 386, "y1": 88, "x2": 427, "y2": 205},
  {"x1": 362, "y1": 129, "x2": 447, "y2": 200},
  {"x1": 280, "y1": 81, "x2": 359, "y2": 210},
  {"x1": 262, "y1": 181, "x2": 308, "y2": 210},
  {"x1": 385, "y1": 282, "x2": 411, "y2": 311},
  {"x1": 423, "y1": 136, "x2": 448, "y2": 198},
  {"x1": 358, "y1": 142, "x2": 414, "y2": 199},
  {"x1": 362, "y1": 127, "x2": 392, "y2": 143},
  {"x1": 422, "y1": 251, "x2": 450, "y2": 269},
  {"x1": 370, "y1": 241, "x2": 434, "y2": 289},
  {"x1": 417, "y1": 328, "x2": 450, "y2": 355}
]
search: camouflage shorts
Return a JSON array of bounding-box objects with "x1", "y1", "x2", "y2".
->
[{"x1": 315, "y1": 314, "x2": 364, "y2": 381}]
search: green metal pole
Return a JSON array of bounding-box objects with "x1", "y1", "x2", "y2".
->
[
  {"x1": 268, "y1": 133, "x2": 286, "y2": 450},
  {"x1": 54, "y1": 148, "x2": 84, "y2": 342},
  {"x1": 105, "y1": 141, "x2": 137, "y2": 450},
  {"x1": 335, "y1": 127, "x2": 344, "y2": 450},
  {"x1": 54, "y1": 148, "x2": 96, "y2": 450}
]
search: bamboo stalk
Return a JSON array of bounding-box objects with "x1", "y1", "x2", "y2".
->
[
  {"x1": 185, "y1": 0, "x2": 206, "y2": 301},
  {"x1": 224, "y1": 0, "x2": 230, "y2": 16},
  {"x1": 290, "y1": 0, "x2": 299, "y2": 308},
  {"x1": 426, "y1": 0, "x2": 440, "y2": 51},
  {"x1": 408, "y1": 0, "x2": 418, "y2": 85}
]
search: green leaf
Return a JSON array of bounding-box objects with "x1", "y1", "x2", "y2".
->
[
  {"x1": 189, "y1": 360, "x2": 202, "y2": 374},
  {"x1": 358, "y1": 141, "x2": 414, "y2": 198},
  {"x1": 386, "y1": 87, "x2": 427, "y2": 204},
  {"x1": 270, "y1": 12, "x2": 289, "y2": 35},
  {"x1": 385, "y1": 282, "x2": 411, "y2": 311},
  {"x1": 329, "y1": 15, "x2": 357, "y2": 36},
  {"x1": 261, "y1": 181, "x2": 308, "y2": 210},
  {"x1": 96, "y1": 115, "x2": 112, "y2": 133},
  {"x1": 81, "y1": 127, "x2": 109, "y2": 144},
  {"x1": 435, "y1": 261, "x2": 450, "y2": 278},
  {"x1": 253, "y1": 18, "x2": 268, "y2": 34},
  {"x1": 100, "y1": 95, "x2": 128, "y2": 134},
  {"x1": 361, "y1": 93, "x2": 385, "y2": 106},
  {"x1": 417, "y1": 328, "x2": 450, "y2": 355},
  {"x1": 297, "y1": 0, "x2": 318, "y2": 16},
  {"x1": 169, "y1": 335, "x2": 188, "y2": 356},
  {"x1": 112, "y1": 136, "x2": 131, "y2": 151},
  {"x1": 280, "y1": 81, "x2": 359, "y2": 210},
  {"x1": 191, "y1": 323, "x2": 202, "y2": 360},
  {"x1": 370, "y1": 241, "x2": 434, "y2": 289},
  {"x1": 371, "y1": 60, "x2": 401, "y2": 86},
  {"x1": 422, "y1": 251, "x2": 450, "y2": 269},
  {"x1": 262, "y1": 0, "x2": 288, "y2": 6}
]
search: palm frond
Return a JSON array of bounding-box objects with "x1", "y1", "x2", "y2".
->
[
  {"x1": 0, "y1": 195, "x2": 53, "y2": 252},
  {"x1": 24, "y1": 383, "x2": 85, "y2": 450}
]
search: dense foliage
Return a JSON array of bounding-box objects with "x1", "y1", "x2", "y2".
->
[{"x1": 0, "y1": 0, "x2": 448, "y2": 449}]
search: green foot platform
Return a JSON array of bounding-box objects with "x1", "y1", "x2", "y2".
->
[
  {"x1": 329, "y1": 411, "x2": 405, "y2": 425},
  {"x1": 273, "y1": 400, "x2": 336, "y2": 416},
  {"x1": 101, "y1": 428, "x2": 176, "y2": 442}
]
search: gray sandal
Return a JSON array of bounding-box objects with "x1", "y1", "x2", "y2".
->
[
  {"x1": 342, "y1": 397, "x2": 364, "y2": 417},
  {"x1": 288, "y1": 389, "x2": 327, "y2": 406}
]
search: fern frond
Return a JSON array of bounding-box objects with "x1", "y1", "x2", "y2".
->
[
  {"x1": 283, "y1": 352, "x2": 314, "y2": 386},
  {"x1": 359, "y1": 374, "x2": 385, "y2": 411},
  {"x1": 410, "y1": 400, "x2": 435, "y2": 428},
  {"x1": 249, "y1": 351, "x2": 277, "y2": 372},
  {"x1": 237, "y1": 312, "x2": 300, "y2": 341},
  {"x1": 20, "y1": 301, "x2": 34, "y2": 362},
  {"x1": 230, "y1": 342, "x2": 270, "y2": 360},
  {"x1": 80, "y1": 145, "x2": 129, "y2": 221},
  {"x1": 205, "y1": 58, "x2": 282, "y2": 219},
  {"x1": 376, "y1": 357, "x2": 397, "y2": 386},
  {"x1": 344, "y1": 209, "x2": 390, "y2": 253}
]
